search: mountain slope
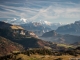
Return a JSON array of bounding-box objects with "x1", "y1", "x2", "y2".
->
[
  {"x1": 42, "y1": 30, "x2": 58, "y2": 37},
  {"x1": 56, "y1": 20, "x2": 80, "y2": 36},
  {"x1": 0, "y1": 21, "x2": 12, "y2": 29},
  {"x1": 0, "y1": 21, "x2": 54, "y2": 50},
  {"x1": 0, "y1": 36, "x2": 24, "y2": 56},
  {"x1": 41, "y1": 30, "x2": 80, "y2": 44},
  {"x1": 12, "y1": 37, "x2": 52, "y2": 49},
  {"x1": 0, "y1": 28, "x2": 52, "y2": 49}
]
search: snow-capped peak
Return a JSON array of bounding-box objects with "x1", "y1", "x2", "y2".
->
[
  {"x1": 38, "y1": 20, "x2": 52, "y2": 25},
  {"x1": 5, "y1": 18, "x2": 66, "y2": 26},
  {"x1": 42, "y1": 21, "x2": 51, "y2": 25},
  {"x1": 20, "y1": 18, "x2": 27, "y2": 23}
]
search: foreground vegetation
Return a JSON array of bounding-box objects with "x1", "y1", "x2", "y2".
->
[
  {"x1": 2, "y1": 54, "x2": 79, "y2": 60},
  {"x1": 0, "y1": 48, "x2": 80, "y2": 60}
]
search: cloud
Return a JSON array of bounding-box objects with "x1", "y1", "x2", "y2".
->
[
  {"x1": 29, "y1": 5, "x2": 80, "y2": 21},
  {"x1": 0, "y1": 0, "x2": 80, "y2": 23}
]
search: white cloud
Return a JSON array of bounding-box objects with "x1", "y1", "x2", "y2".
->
[
  {"x1": 29, "y1": 5, "x2": 80, "y2": 21},
  {"x1": 0, "y1": 1, "x2": 80, "y2": 23}
]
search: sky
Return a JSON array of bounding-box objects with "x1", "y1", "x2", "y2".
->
[{"x1": 0, "y1": 0, "x2": 80, "y2": 24}]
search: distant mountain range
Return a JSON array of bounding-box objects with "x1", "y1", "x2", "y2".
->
[
  {"x1": 6, "y1": 18, "x2": 63, "y2": 27},
  {"x1": 56, "y1": 20, "x2": 80, "y2": 36},
  {"x1": 19, "y1": 20, "x2": 80, "y2": 36},
  {"x1": 41, "y1": 30, "x2": 80, "y2": 44},
  {"x1": 5, "y1": 18, "x2": 64, "y2": 36},
  {"x1": 20, "y1": 21, "x2": 63, "y2": 36},
  {"x1": 6, "y1": 19, "x2": 80, "y2": 36}
]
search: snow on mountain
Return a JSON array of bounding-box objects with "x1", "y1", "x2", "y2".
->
[
  {"x1": 5, "y1": 18, "x2": 66, "y2": 31},
  {"x1": 4, "y1": 18, "x2": 66, "y2": 36},
  {"x1": 6, "y1": 18, "x2": 28, "y2": 25},
  {"x1": 39, "y1": 20, "x2": 52, "y2": 25},
  {"x1": 20, "y1": 18, "x2": 27, "y2": 23},
  {"x1": 6, "y1": 18, "x2": 65, "y2": 26}
]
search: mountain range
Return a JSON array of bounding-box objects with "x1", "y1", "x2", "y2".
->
[
  {"x1": 41, "y1": 30, "x2": 80, "y2": 44},
  {"x1": 20, "y1": 20, "x2": 63, "y2": 36},
  {"x1": 5, "y1": 19, "x2": 64, "y2": 36},
  {"x1": 7, "y1": 19, "x2": 80, "y2": 36},
  {"x1": 1, "y1": 20, "x2": 80, "y2": 55},
  {"x1": 56, "y1": 20, "x2": 80, "y2": 36},
  {"x1": 0, "y1": 21, "x2": 58, "y2": 55}
]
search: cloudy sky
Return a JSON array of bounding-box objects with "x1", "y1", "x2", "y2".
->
[{"x1": 0, "y1": 0, "x2": 80, "y2": 24}]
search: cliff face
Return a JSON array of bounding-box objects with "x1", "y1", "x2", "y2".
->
[{"x1": 0, "y1": 21, "x2": 38, "y2": 38}]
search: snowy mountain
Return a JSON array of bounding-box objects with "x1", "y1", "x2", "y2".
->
[
  {"x1": 20, "y1": 20, "x2": 63, "y2": 36},
  {"x1": 5, "y1": 18, "x2": 64, "y2": 36},
  {"x1": 5, "y1": 18, "x2": 28, "y2": 25},
  {"x1": 6, "y1": 18, "x2": 63, "y2": 27}
]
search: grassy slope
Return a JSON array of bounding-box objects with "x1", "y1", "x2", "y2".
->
[
  {"x1": 0, "y1": 36, "x2": 24, "y2": 56},
  {"x1": 3, "y1": 54, "x2": 80, "y2": 60}
]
